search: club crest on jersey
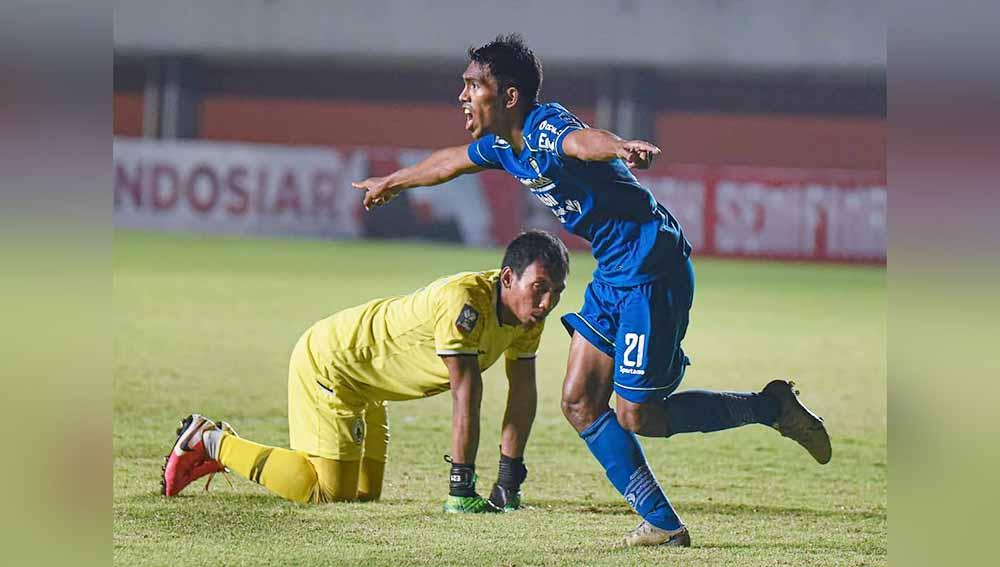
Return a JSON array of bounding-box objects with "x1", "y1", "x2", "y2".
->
[
  {"x1": 455, "y1": 304, "x2": 480, "y2": 334},
  {"x1": 351, "y1": 417, "x2": 365, "y2": 446}
]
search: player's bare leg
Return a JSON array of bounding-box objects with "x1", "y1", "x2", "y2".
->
[
  {"x1": 561, "y1": 332, "x2": 689, "y2": 547},
  {"x1": 560, "y1": 333, "x2": 614, "y2": 433}
]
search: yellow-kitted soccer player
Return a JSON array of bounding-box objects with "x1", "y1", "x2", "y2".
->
[{"x1": 162, "y1": 230, "x2": 568, "y2": 512}]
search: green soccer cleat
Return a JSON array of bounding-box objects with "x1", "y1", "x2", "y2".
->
[
  {"x1": 443, "y1": 494, "x2": 494, "y2": 514},
  {"x1": 762, "y1": 379, "x2": 832, "y2": 464}
]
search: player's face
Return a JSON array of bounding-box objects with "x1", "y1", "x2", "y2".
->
[
  {"x1": 501, "y1": 261, "x2": 566, "y2": 328},
  {"x1": 459, "y1": 62, "x2": 502, "y2": 139}
]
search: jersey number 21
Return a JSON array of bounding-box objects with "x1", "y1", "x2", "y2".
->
[{"x1": 623, "y1": 333, "x2": 646, "y2": 367}]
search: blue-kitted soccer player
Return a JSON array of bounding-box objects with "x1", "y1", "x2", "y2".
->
[{"x1": 353, "y1": 34, "x2": 831, "y2": 547}]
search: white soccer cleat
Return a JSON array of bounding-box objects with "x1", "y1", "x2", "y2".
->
[{"x1": 622, "y1": 520, "x2": 692, "y2": 548}]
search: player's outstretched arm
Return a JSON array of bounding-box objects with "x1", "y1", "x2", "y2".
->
[
  {"x1": 561, "y1": 128, "x2": 661, "y2": 169},
  {"x1": 487, "y1": 358, "x2": 536, "y2": 512},
  {"x1": 352, "y1": 145, "x2": 484, "y2": 210}
]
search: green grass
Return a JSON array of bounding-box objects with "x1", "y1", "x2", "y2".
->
[{"x1": 113, "y1": 230, "x2": 886, "y2": 566}]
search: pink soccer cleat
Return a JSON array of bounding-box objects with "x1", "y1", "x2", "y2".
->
[{"x1": 160, "y1": 414, "x2": 235, "y2": 496}]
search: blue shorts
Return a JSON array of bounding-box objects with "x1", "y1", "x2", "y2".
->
[{"x1": 561, "y1": 258, "x2": 694, "y2": 404}]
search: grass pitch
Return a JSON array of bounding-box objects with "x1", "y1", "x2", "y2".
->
[{"x1": 113, "y1": 230, "x2": 886, "y2": 566}]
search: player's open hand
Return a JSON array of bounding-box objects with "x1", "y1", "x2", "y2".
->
[
  {"x1": 618, "y1": 140, "x2": 661, "y2": 169},
  {"x1": 351, "y1": 177, "x2": 399, "y2": 211}
]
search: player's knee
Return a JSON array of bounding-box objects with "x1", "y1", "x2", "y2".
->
[
  {"x1": 615, "y1": 406, "x2": 645, "y2": 433},
  {"x1": 560, "y1": 395, "x2": 579, "y2": 425},
  {"x1": 561, "y1": 395, "x2": 597, "y2": 432}
]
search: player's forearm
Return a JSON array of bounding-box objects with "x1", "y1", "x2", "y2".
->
[
  {"x1": 385, "y1": 146, "x2": 472, "y2": 191},
  {"x1": 450, "y1": 375, "x2": 483, "y2": 464},
  {"x1": 560, "y1": 128, "x2": 626, "y2": 162},
  {"x1": 500, "y1": 373, "x2": 537, "y2": 458}
]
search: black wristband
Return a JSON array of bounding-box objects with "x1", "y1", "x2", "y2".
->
[
  {"x1": 449, "y1": 462, "x2": 477, "y2": 497},
  {"x1": 497, "y1": 454, "x2": 527, "y2": 490}
]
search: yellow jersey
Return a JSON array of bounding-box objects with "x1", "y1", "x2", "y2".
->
[{"x1": 305, "y1": 270, "x2": 543, "y2": 402}]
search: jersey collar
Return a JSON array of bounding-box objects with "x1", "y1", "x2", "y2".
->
[
  {"x1": 496, "y1": 103, "x2": 542, "y2": 158},
  {"x1": 518, "y1": 103, "x2": 543, "y2": 155}
]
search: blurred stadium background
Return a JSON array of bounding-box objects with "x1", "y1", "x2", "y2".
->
[{"x1": 113, "y1": 0, "x2": 885, "y2": 263}]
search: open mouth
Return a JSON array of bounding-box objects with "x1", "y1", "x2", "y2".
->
[{"x1": 463, "y1": 107, "x2": 474, "y2": 131}]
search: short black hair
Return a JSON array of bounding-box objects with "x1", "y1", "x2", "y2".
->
[
  {"x1": 501, "y1": 230, "x2": 569, "y2": 282},
  {"x1": 468, "y1": 33, "x2": 543, "y2": 107}
]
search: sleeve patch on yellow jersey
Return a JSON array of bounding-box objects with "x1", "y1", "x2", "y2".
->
[{"x1": 455, "y1": 304, "x2": 480, "y2": 334}]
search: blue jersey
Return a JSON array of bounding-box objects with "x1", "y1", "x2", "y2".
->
[{"x1": 467, "y1": 102, "x2": 691, "y2": 287}]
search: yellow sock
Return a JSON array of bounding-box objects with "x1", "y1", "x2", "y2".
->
[{"x1": 218, "y1": 433, "x2": 360, "y2": 503}]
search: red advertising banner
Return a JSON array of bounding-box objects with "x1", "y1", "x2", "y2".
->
[
  {"x1": 114, "y1": 138, "x2": 885, "y2": 263},
  {"x1": 638, "y1": 165, "x2": 886, "y2": 263}
]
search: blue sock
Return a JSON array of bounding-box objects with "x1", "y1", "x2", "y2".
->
[
  {"x1": 580, "y1": 410, "x2": 683, "y2": 531},
  {"x1": 662, "y1": 389, "x2": 779, "y2": 436}
]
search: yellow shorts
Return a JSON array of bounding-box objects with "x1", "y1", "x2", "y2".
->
[{"x1": 287, "y1": 331, "x2": 389, "y2": 462}]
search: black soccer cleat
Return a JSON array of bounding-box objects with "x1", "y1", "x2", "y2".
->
[{"x1": 762, "y1": 380, "x2": 832, "y2": 464}]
